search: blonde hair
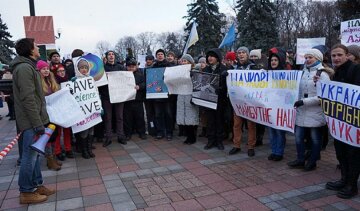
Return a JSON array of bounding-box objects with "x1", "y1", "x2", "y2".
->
[{"x1": 41, "y1": 72, "x2": 59, "y2": 95}]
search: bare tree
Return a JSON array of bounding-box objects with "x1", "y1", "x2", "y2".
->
[
  {"x1": 136, "y1": 32, "x2": 156, "y2": 54},
  {"x1": 95, "y1": 40, "x2": 111, "y2": 57},
  {"x1": 115, "y1": 36, "x2": 139, "y2": 60}
]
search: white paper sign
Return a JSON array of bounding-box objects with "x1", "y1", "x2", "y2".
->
[
  {"x1": 227, "y1": 70, "x2": 302, "y2": 133},
  {"x1": 137, "y1": 54, "x2": 146, "y2": 69},
  {"x1": 164, "y1": 64, "x2": 193, "y2": 95},
  {"x1": 107, "y1": 71, "x2": 136, "y2": 103},
  {"x1": 45, "y1": 88, "x2": 86, "y2": 128},
  {"x1": 317, "y1": 80, "x2": 360, "y2": 147},
  {"x1": 341, "y1": 19, "x2": 360, "y2": 46},
  {"x1": 296, "y1": 37, "x2": 326, "y2": 64},
  {"x1": 61, "y1": 77, "x2": 103, "y2": 133}
]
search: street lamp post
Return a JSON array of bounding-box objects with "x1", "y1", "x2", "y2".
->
[{"x1": 29, "y1": 0, "x2": 35, "y2": 16}]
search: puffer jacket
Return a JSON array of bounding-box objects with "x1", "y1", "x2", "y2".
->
[
  {"x1": 10, "y1": 56, "x2": 49, "y2": 131},
  {"x1": 295, "y1": 62, "x2": 330, "y2": 127}
]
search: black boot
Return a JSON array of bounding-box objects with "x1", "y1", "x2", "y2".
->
[
  {"x1": 178, "y1": 125, "x2": 186, "y2": 136},
  {"x1": 199, "y1": 127, "x2": 207, "y2": 137},
  {"x1": 87, "y1": 135, "x2": 95, "y2": 158},
  {"x1": 81, "y1": 137, "x2": 90, "y2": 159},
  {"x1": 204, "y1": 139, "x2": 216, "y2": 150},
  {"x1": 337, "y1": 168, "x2": 359, "y2": 199},
  {"x1": 75, "y1": 135, "x2": 82, "y2": 153},
  {"x1": 189, "y1": 126, "x2": 197, "y2": 144},
  {"x1": 103, "y1": 137, "x2": 112, "y2": 147},
  {"x1": 326, "y1": 165, "x2": 347, "y2": 191}
]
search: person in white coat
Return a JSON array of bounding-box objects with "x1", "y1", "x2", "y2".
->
[{"x1": 287, "y1": 49, "x2": 330, "y2": 171}]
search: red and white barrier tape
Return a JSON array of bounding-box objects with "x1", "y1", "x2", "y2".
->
[{"x1": 0, "y1": 133, "x2": 21, "y2": 160}]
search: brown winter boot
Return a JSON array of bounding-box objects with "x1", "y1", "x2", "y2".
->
[
  {"x1": 35, "y1": 185, "x2": 55, "y2": 196},
  {"x1": 46, "y1": 155, "x2": 61, "y2": 171},
  {"x1": 20, "y1": 192, "x2": 47, "y2": 204}
]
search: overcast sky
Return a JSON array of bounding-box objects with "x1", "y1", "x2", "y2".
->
[{"x1": 1, "y1": 0, "x2": 234, "y2": 56}]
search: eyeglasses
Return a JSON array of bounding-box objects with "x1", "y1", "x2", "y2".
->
[{"x1": 57, "y1": 70, "x2": 65, "y2": 73}]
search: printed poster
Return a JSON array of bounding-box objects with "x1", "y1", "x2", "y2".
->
[
  {"x1": 146, "y1": 67, "x2": 168, "y2": 99},
  {"x1": 341, "y1": 19, "x2": 360, "y2": 46},
  {"x1": 73, "y1": 53, "x2": 108, "y2": 87},
  {"x1": 191, "y1": 71, "x2": 219, "y2": 110}
]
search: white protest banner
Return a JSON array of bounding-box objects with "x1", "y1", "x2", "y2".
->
[
  {"x1": 107, "y1": 71, "x2": 136, "y2": 103},
  {"x1": 73, "y1": 53, "x2": 108, "y2": 87},
  {"x1": 317, "y1": 80, "x2": 360, "y2": 147},
  {"x1": 227, "y1": 70, "x2": 302, "y2": 133},
  {"x1": 341, "y1": 19, "x2": 360, "y2": 46},
  {"x1": 296, "y1": 38, "x2": 326, "y2": 64},
  {"x1": 137, "y1": 54, "x2": 146, "y2": 68},
  {"x1": 164, "y1": 64, "x2": 193, "y2": 95},
  {"x1": 45, "y1": 88, "x2": 86, "y2": 128},
  {"x1": 61, "y1": 77, "x2": 102, "y2": 133}
]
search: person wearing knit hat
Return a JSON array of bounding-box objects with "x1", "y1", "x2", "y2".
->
[
  {"x1": 249, "y1": 49, "x2": 262, "y2": 60},
  {"x1": 177, "y1": 54, "x2": 199, "y2": 145},
  {"x1": 203, "y1": 48, "x2": 228, "y2": 151},
  {"x1": 287, "y1": 45, "x2": 330, "y2": 171},
  {"x1": 36, "y1": 60, "x2": 49, "y2": 71},
  {"x1": 224, "y1": 51, "x2": 237, "y2": 69},
  {"x1": 231, "y1": 45, "x2": 258, "y2": 157},
  {"x1": 180, "y1": 54, "x2": 195, "y2": 64},
  {"x1": 76, "y1": 59, "x2": 90, "y2": 76},
  {"x1": 347, "y1": 45, "x2": 360, "y2": 64},
  {"x1": 156, "y1": 49, "x2": 166, "y2": 57}
]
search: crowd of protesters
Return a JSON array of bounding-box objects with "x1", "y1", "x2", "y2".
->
[{"x1": 6, "y1": 37, "x2": 360, "y2": 204}]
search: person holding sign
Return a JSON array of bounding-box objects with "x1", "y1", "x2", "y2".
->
[
  {"x1": 287, "y1": 49, "x2": 330, "y2": 171},
  {"x1": 177, "y1": 54, "x2": 199, "y2": 145},
  {"x1": 325, "y1": 44, "x2": 360, "y2": 199},
  {"x1": 229, "y1": 47, "x2": 258, "y2": 157},
  {"x1": 123, "y1": 57, "x2": 147, "y2": 140},
  {"x1": 203, "y1": 48, "x2": 228, "y2": 150},
  {"x1": 98, "y1": 50, "x2": 127, "y2": 147},
  {"x1": 267, "y1": 47, "x2": 288, "y2": 161}
]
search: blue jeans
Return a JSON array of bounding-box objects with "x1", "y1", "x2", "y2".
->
[
  {"x1": 269, "y1": 128, "x2": 286, "y2": 156},
  {"x1": 295, "y1": 125, "x2": 322, "y2": 164},
  {"x1": 18, "y1": 129, "x2": 43, "y2": 192}
]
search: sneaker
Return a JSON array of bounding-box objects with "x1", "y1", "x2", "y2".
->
[
  {"x1": 304, "y1": 162, "x2": 317, "y2": 171},
  {"x1": 273, "y1": 155, "x2": 283, "y2": 161},
  {"x1": 166, "y1": 135, "x2": 172, "y2": 141},
  {"x1": 268, "y1": 154, "x2": 275, "y2": 160},
  {"x1": 139, "y1": 134, "x2": 147, "y2": 140},
  {"x1": 247, "y1": 149, "x2": 255, "y2": 157},
  {"x1": 156, "y1": 134, "x2": 164, "y2": 140},
  {"x1": 229, "y1": 147, "x2": 241, "y2": 155},
  {"x1": 35, "y1": 186, "x2": 55, "y2": 196},
  {"x1": 20, "y1": 192, "x2": 47, "y2": 204},
  {"x1": 118, "y1": 137, "x2": 127, "y2": 145},
  {"x1": 287, "y1": 160, "x2": 305, "y2": 168},
  {"x1": 217, "y1": 142, "x2": 224, "y2": 150}
]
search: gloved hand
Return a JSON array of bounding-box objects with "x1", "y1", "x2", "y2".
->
[
  {"x1": 294, "y1": 100, "x2": 304, "y2": 108},
  {"x1": 221, "y1": 71, "x2": 229, "y2": 77},
  {"x1": 70, "y1": 77, "x2": 77, "y2": 82},
  {"x1": 34, "y1": 125, "x2": 45, "y2": 135}
]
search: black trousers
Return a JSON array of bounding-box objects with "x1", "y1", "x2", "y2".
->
[
  {"x1": 334, "y1": 139, "x2": 360, "y2": 186},
  {"x1": 206, "y1": 105, "x2": 225, "y2": 144},
  {"x1": 144, "y1": 101, "x2": 156, "y2": 136},
  {"x1": 154, "y1": 101, "x2": 174, "y2": 136},
  {"x1": 124, "y1": 101, "x2": 146, "y2": 136}
]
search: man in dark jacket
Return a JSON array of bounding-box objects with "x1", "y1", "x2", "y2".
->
[
  {"x1": 325, "y1": 44, "x2": 360, "y2": 199},
  {"x1": 99, "y1": 50, "x2": 126, "y2": 147},
  {"x1": 203, "y1": 48, "x2": 228, "y2": 150},
  {"x1": 151, "y1": 49, "x2": 174, "y2": 140},
  {"x1": 124, "y1": 58, "x2": 146, "y2": 140},
  {"x1": 11, "y1": 38, "x2": 55, "y2": 204}
]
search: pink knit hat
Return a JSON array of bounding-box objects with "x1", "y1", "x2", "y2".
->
[{"x1": 36, "y1": 60, "x2": 49, "y2": 71}]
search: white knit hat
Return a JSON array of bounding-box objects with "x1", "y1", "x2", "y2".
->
[
  {"x1": 305, "y1": 49, "x2": 323, "y2": 62},
  {"x1": 249, "y1": 49, "x2": 261, "y2": 59}
]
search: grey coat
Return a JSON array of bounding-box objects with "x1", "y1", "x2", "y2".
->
[{"x1": 176, "y1": 94, "x2": 199, "y2": 126}]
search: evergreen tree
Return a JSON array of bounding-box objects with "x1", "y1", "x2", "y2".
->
[
  {"x1": 165, "y1": 33, "x2": 181, "y2": 57},
  {"x1": 0, "y1": 14, "x2": 15, "y2": 64},
  {"x1": 338, "y1": 0, "x2": 360, "y2": 21},
  {"x1": 236, "y1": 0, "x2": 278, "y2": 51},
  {"x1": 184, "y1": 0, "x2": 225, "y2": 56}
]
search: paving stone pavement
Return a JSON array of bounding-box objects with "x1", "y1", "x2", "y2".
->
[{"x1": 1, "y1": 106, "x2": 360, "y2": 210}]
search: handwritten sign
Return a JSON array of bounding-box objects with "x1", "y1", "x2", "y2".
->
[
  {"x1": 146, "y1": 67, "x2": 168, "y2": 99},
  {"x1": 296, "y1": 38, "x2": 326, "y2": 64},
  {"x1": 317, "y1": 80, "x2": 360, "y2": 147},
  {"x1": 191, "y1": 71, "x2": 219, "y2": 110},
  {"x1": 227, "y1": 70, "x2": 302, "y2": 132},
  {"x1": 164, "y1": 64, "x2": 193, "y2": 95},
  {"x1": 107, "y1": 71, "x2": 136, "y2": 103},
  {"x1": 341, "y1": 19, "x2": 360, "y2": 46},
  {"x1": 45, "y1": 88, "x2": 86, "y2": 128},
  {"x1": 61, "y1": 77, "x2": 102, "y2": 133}
]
